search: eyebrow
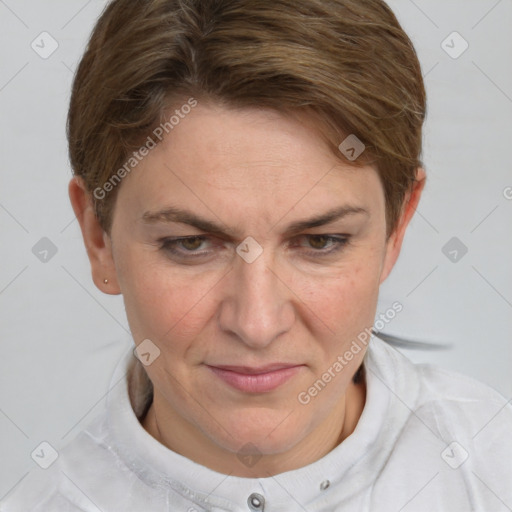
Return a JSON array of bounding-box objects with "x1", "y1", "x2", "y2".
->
[{"x1": 141, "y1": 205, "x2": 369, "y2": 238}]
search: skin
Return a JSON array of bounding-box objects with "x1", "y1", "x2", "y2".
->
[{"x1": 69, "y1": 101, "x2": 425, "y2": 477}]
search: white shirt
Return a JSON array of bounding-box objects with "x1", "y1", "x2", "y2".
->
[{"x1": 2, "y1": 336, "x2": 512, "y2": 512}]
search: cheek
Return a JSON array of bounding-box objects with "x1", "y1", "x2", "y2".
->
[
  {"x1": 120, "y1": 257, "x2": 219, "y2": 345},
  {"x1": 291, "y1": 255, "x2": 383, "y2": 336}
]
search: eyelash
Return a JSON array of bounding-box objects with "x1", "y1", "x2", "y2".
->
[{"x1": 158, "y1": 235, "x2": 350, "y2": 260}]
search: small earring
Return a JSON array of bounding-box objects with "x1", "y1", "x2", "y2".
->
[{"x1": 104, "y1": 278, "x2": 109, "y2": 284}]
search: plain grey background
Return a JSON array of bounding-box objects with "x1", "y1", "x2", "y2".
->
[{"x1": 1, "y1": 0, "x2": 511, "y2": 499}]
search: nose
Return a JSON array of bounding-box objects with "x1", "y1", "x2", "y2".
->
[{"x1": 218, "y1": 247, "x2": 295, "y2": 349}]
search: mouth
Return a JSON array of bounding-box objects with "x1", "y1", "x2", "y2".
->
[{"x1": 205, "y1": 364, "x2": 304, "y2": 393}]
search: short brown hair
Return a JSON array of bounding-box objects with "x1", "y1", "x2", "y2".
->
[{"x1": 68, "y1": 0, "x2": 426, "y2": 236}]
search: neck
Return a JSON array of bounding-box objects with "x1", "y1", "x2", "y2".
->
[{"x1": 141, "y1": 375, "x2": 366, "y2": 477}]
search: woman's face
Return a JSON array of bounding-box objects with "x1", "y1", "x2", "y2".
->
[{"x1": 100, "y1": 102, "x2": 410, "y2": 459}]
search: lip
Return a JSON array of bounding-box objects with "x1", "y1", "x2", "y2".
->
[{"x1": 206, "y1": 364, "x2": 304, "y2": 393}]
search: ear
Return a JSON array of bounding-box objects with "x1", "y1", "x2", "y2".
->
[
  {"x1": 380, "y1": 168, "x2": 426, "y2": 284},
  {"x1": 68, "y1": 177, "x2": 121, "y2": 295}
]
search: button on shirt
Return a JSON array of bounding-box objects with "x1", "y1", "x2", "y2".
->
[{"x1": 2, "y1": 336, "x2": 512, "y2": 511}]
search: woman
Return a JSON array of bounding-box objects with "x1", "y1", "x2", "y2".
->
[{"x1": 2, "y1": 0, "x2": 511, "y2": 510}]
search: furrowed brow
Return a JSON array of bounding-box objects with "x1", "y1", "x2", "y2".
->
[
  {"x1": 141, "y1": 205, "x2": 368, "y2": 238},
  {"x1": 281, "y1": 206, "x2": 369, "y2": 235}
]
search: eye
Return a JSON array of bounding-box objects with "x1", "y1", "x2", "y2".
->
[
  {"x1": 157, "y1": 234, "x2": 350, "y2": 263},
  {"x1": 178, "y1": 236, "x2": 206, "y2": 251},
  {"x1": 292, "y1": 234, "x2": 350, "y2": 256},
  {"x1": 307, "y1": 235, "x2": 334, "y2": 249},
  {"x1": 159, "y1": 236, "x2": 215, "y2": 258}
]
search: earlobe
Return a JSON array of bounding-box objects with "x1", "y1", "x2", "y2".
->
[
  {"x1": 68, "y1": 177, "x2": 121, "y2": 295},
  {"x1": 379, "y1": 168, "x2": 426, "y2": 284}
]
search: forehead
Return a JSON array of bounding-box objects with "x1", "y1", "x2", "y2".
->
[
  {"x1": 116, "y1": 102, "x2": 384, "y2": 226},
  {"x1": 162, "y1": 103, "x2": 336, "y2": 182}
]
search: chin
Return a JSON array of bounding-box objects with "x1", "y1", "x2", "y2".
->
[{"x1": 203, "y1": 408, "x2": 310, "y2": 456}]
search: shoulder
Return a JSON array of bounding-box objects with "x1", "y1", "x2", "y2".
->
[
  {"x1": 0, "y1": 350, "x2": 155, "y2": 512},
  {"x1": 368, "y1": 339, "x2": 512, "y2": 509},
  {"x1": 402, "y1": 346, "x2": 512, "y2": 459},
  {"x1": 368, "y1": 336, "x2": 512, "y2": 464},
  {"x1": 0, "y1": 413, "x2": 114, "y2": 512},
  {"x1": 368, "y1": 337, "x2": 512, "y2": 438},
  {"x1": 410, "y1": 360, "x2": 512, "y2": 491},
  {"x1": 412, "y1": 362, "x2": 511, "y2": 438}
]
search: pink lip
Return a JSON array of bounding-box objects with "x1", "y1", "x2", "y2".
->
[{"x1": 206, "y1": 364, "x2": 303, "y2": 393}]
